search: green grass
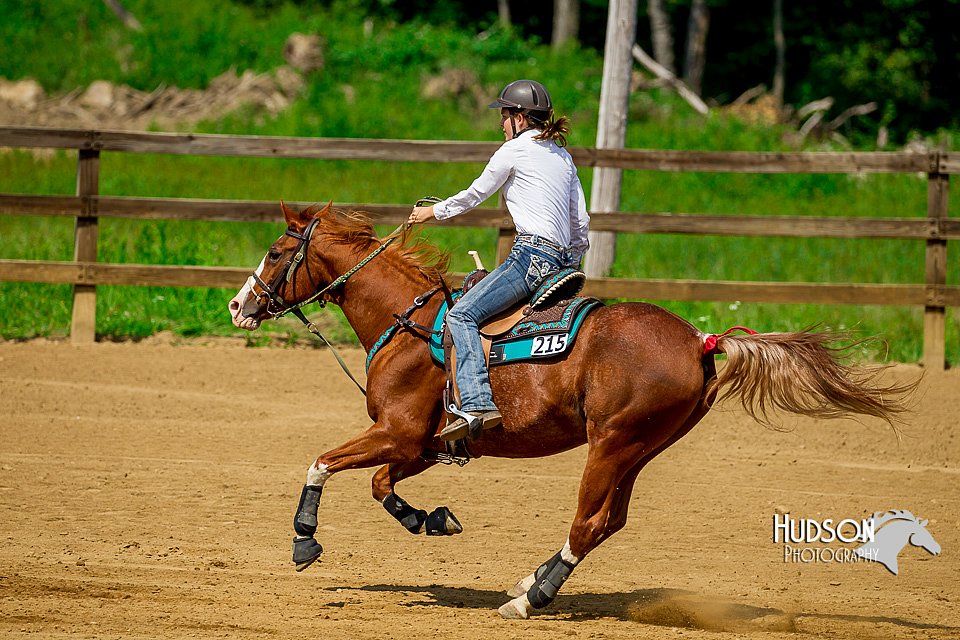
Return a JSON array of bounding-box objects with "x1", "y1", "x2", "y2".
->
[{"x1": 0, "y1": 2, "x2": 956, "y2": 363}]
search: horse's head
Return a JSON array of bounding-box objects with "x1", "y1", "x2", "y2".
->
[
  {"x1": 857, "y1": 510, "x2": 941, "y2": 574},
  {"x1": 229, "y1": 201, "x2": 331, "y2": 330},
  {"x1": 908, "y1": 519, "x2": 941, "y2": 556}
]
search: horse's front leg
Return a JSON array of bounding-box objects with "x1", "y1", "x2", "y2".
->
[
  {"x1": 291, "y1": 422, "x2": 425, "y2": 571},
  {"x1": 372, "y1": 461, "x2": 464, "y2": 536}
]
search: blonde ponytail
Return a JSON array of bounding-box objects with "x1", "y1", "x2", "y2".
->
[{"x1": 532, "y1": 114, "x2": 570, "y2": 148}]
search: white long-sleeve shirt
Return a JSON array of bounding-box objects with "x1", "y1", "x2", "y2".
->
[{"x1": 433, "y1": 130, "x2": 590, "y2": 263}]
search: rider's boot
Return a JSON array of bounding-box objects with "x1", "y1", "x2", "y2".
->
[{"x1": 439, "y1": 408, "x2": 502, "y2": 441}]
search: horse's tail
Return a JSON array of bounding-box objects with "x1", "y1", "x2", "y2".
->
[{"x1": 704, "y1": 328, "x2": 919, "y2": 430}]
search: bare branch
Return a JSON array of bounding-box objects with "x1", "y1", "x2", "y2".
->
[
  {"x1": 103, "y1": 0, "x2": 142, "y2": 32},
  {"x1": 631, "y1": 43, "x2": 709, "y2": 115},
  {"x1": 826, "y1": 102, "x2": 878, "y2": 131},
  {"x1": 796, "y1": 97, "x2": 834, "y2": 119},
  {"x1": 731, "y1": 84, "x2": 767, "y2": 107}
]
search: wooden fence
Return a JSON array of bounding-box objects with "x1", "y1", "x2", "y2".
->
[{"x1": 0, "y1": 126, "x2": 956, "y2": 368}]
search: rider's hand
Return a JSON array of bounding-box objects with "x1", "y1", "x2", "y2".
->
[{"x1": 407, "y1": 205, "x2": 435, "y2": 226}]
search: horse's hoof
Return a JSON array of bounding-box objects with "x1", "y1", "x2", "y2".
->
[
  {"x1": 506, "y1": 573, "x2": 535, "y2": 597},
  {"x1": 498, "y1": 595, "x2": 532, "y2": 620},
  {"x1": 426, "y1": 506, "x2": 463, "y2": 536},
  {"x1": 292, "y1": 536, "x2": 323, "y2": 572}
]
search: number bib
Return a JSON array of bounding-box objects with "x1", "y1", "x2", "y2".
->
[{"x1": 531, "y1": 334, "x2": 569, "y2": 357}]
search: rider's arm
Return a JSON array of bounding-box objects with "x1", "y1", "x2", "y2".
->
[{"x1": 433, "y1": 144, "x2": 515, "y2": 220}]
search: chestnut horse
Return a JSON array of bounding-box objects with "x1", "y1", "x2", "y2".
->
[{"x1": 228, "y1": 202, "x2": 915, "y2": 619}]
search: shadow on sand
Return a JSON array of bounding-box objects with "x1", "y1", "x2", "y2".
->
[{"x1": 324, "y1": 584, "x2": 958, "y2": 634}]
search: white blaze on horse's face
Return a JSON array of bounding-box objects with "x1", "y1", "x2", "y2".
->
[{"x1": 228, "y1": 257, "x2": 266, "y2": 331}]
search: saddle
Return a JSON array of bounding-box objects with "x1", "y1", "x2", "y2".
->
[
  {"x1": 429, "y1": 268, "x2": 603, "y2": 402},
  {"x1": 415, "y1": 267, "x2": 601, "y2": 463}
]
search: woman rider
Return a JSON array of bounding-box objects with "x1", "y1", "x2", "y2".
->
[{"x1": 407, "y1": 79, "x2": 590, "y2": 441}]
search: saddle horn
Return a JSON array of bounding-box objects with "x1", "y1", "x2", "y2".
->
[{"x1": 468, "y1": 250, "x2": 486, "y2": 271}]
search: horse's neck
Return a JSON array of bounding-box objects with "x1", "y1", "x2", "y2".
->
[
  {"x1": 865, "y1": 520, "x2": 914, "y2": 558},
  {"x1": 334, "y1": 252, "x2": 439, "y2": 351}
]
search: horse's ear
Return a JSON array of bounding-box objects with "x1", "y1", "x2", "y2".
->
[
  {"x1": 317, "y1": 200, "x2": 333, "y2": 218},
  {"x1": 280, "y1": 200, "x2": 298, "y2": 226}
]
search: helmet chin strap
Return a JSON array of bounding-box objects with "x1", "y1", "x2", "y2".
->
[{"x1": 508, "y1": 113, "x2": 535, "y2": 140}]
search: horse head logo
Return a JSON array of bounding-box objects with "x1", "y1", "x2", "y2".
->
[{"x1": 854, "y1": 510, "x2": 941, "y2": 575}]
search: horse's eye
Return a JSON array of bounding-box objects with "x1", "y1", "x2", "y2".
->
[{"x1": 268, "y1": 250, "x2": 282, "y2": 261}]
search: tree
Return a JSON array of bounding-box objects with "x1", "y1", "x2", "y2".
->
[
  {"x1": 585, "y1": 0, "x2": 637, "y2": 278},
  {"x1": 772, "y1": 0, "x2": 785, "y2": 110},
  {"x1": 552, "y1": 0, "x2": 580, "y2": 49},
  {"x1": 498, "y1": 0, "x2": 512, "y2": 29},
  {"x1": 682, "y1": 0, "x2": 709, "y2": 95},
  {"x1": 647, "y1": 0, "x2": 675, "y2": 74}
]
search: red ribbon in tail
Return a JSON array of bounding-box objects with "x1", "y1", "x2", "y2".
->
[{"x1": 703, "y1": 326, "x2": 759, "y2": 355}]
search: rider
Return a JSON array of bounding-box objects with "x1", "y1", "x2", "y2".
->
[{"x1": 408, "y1": 79, "x2": 590, "y2": 441}]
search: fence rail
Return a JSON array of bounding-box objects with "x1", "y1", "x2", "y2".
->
[{"x1": 0, "y1": 126, "x2": 955, "y2": 367}]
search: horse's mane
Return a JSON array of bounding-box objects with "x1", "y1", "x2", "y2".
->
[
  {"x1": 871, "y1": 510, "x2": 918, "y2": 528},
  {"x1": 303, "y1": 203, "x2": 449, "y2": 281}
]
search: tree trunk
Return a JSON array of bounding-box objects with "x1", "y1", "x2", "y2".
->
[
  {"x1": 772, "y1": 0, "x2": 785, "y2": 110},
  {"x1": 647, "y1": 0, "x2": 675, "y2": 75},
  {"x1": 585, "y1": 0, "x2": 637, "y2": 278},
  {"x1": 683, "y1": 0, "x2": 709, "y2": 96},
  {"x1": 552, "y1": 0, "x2": 580, "y2": 49},
  {"x1": 498, "y1": 0, "x2": 512, "y2": 29}
]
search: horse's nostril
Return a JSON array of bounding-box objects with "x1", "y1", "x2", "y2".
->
[{"x1": 241, "y1": 296, "x2": 261, "y2": 318}]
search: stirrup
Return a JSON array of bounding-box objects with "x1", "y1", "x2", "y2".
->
[{"x1": 440, "y1": 407, "x2": 502, "y2": 441}]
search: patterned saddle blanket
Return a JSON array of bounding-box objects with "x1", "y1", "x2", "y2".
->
[{"x1": 429, "y1": 270, "x2": 603, "y2": 367}]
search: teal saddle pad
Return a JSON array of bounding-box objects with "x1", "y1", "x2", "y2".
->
[{"x1": 429, "y1": 295, "x2": 603, "y2": 367}]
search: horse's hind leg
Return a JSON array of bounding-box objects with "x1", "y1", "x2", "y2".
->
[
  {"x1": 498, "y1": 430, "x2": 651, "y2": 618},
  {"x1": 498, "y1": 395, "x2": 705, "y2": 620},
  {"x1": 372, "y1": 461, "x2": 463, "y2": 536}
]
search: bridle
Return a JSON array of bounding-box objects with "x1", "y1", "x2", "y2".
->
[
  {"x1": 244, "y1": 216, "x2": 407, "y2": 395},
  {"x1": 248, "y1": 218, "x2": 323, "y2": 318}
]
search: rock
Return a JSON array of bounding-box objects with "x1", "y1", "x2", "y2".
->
[
  {"x1": 0, "y1": 78, "x2": 45, "y2": 110},
  {"x1": 80, "y1": 80, "x2": 115, "y2": 110},
  {"x1": 421, "y1": 68, "x2": 485, "y2": 106},
  {"x1": 274, "y1": 65, "x2": 305, "y2": 98},
  {"x1": 283, "y1": 33, "x2": 324, "y2": 74}
]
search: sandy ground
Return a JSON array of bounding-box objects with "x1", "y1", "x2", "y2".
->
[{"x1": 0, "y1": 338, "x2": 957, "y2": 639}]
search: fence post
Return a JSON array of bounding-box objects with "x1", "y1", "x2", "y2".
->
[
  {"x1": 923, "y1": 159, "x2": 948, "y2": 369},
  {"x1": 71, "y1": 148, "x2": 100, "y2": 344}
]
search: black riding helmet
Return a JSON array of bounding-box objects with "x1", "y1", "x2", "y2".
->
[{"x1": 490, "y1": 79, "x2": 553, "y2": 123}]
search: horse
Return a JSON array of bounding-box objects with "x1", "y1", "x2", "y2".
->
[
  {"x1": 227, "y1": 201, "x2": 918, "y2": 619},
  {"x1": 855, "y1": 510, "x2": 941, "y2": 575}
]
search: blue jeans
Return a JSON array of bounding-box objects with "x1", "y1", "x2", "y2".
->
[{"x1": 447, "y1": 236, "x2": 572, "y2": 412}]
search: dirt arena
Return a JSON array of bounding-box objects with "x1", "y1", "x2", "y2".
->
[{"x1": 1, "y1": 338, "x2": 957, "y2": 639}]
